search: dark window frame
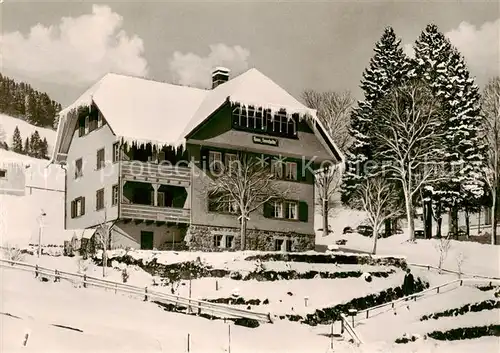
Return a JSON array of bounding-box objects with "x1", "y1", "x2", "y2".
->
[
  {"x1": 96, "y1": 148, "x2": 105, "y2": 170},
  {"x1": 96, "y1": 188, "x2": 105, "y2": 210}
]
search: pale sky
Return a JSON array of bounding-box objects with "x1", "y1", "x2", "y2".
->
[{"x1": 1, "y1": 0, "x2": 499, "y2": 107}]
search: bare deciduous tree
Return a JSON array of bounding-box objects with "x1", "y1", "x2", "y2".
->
[
  {"x1": 208, "y1": 154, "x2": 288, "y2": 250},
  {"x1": 95, "y1": 209, "x2": 113, "y2": 277},
  {"x1": 481, "y1": 77, "x2": 500, "y2": 245},
  {"x1": 315, "y1": 164, "x2": 342, "y2": 237},
  {"x1": 302, "y1": 90, "x2": 353, "y2": 238},
  {"x1": 434, "y1": 235, "x2": 452, "y2": 273},
  {"x1": 455, "y1": 251, "x2": 467, "y2": 278},
  {"x1": 302, "y1": 90, "x2": 355, "y2": 152},
  {"x1": 350, "y1": 175, "x2": 402, "y2": 254},
  {"x1": 372, "y1": 80, "x2": 448, "y2": 241}
]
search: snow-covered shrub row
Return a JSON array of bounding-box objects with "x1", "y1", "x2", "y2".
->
[
  {"x1": 244, "y1": 252, "x2": 406, "y2": 268},
  {"x1": 420, "y1": 299, "x2": 500, "y2": 321},
  {"x1": 153, "y1": 300, "x2": 261, "y2": 328},
  {"x1": 94, "y1": 251, "x2": 398, "y2": 282},
  {"x1": 427, "y1": 325, "x2": 500, "y2": 341},
  {"x1": 202, "y1": 297, "x2": 268, "y2": 306},
  {"x1": 278, "y1": 278, "x2": 429, "y2": 326}
]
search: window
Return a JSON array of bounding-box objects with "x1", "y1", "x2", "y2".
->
[
  {"x1": 112, "y1": 142, "x2": 120, "y2": 163},
  {"x1": 75, "y1": 158, "x2": 83, "y2": 179},
  {"x1": 285, "y1": 239, "x2": 292, "y2": 252},
  {"x1": 84, "y1": 116, "x2": 89, "y2": 135},
  {"x1": 208, "y1": 151, "x2": 223, "y2": 173},
  {"x1": 274, "y1": 238, "x2": 284, "y2": 251},
  {"x1": 112, "y1": 184, "x2": 119, "y2": 206},
  {"x1": 208, "y1": 193, "x2": 237, "y2": 214},
  {"x1": 97, "y1": 111, "x2": 104, "y2": 128},
  {"x1": 149, "y1": 151, "x2": 165, "y2": 163},
  {"x1": 232, "y1": 104, "x2": 297, "y2": 138},
  {"x1": 273, "y1": 201, "x2": 283, "y2": 218},
  {"x1": 285, "y1": 162, "x2": 298, "y2": 180},
  {"x1": 225, "y1": 153, "x2": 238, "y2": 171},
  {"x1": 96, "y1": 188, "x2": 104, "y2": 210},
  {"x1": 213, "y1": 234, "x2": 223, "y2": 248},
  {"x1": 151, "y1": 191, "x2": 166, "y2": 207},
  {"x1": 285, "y1": 201, "x2": 298, "y2": 220},
  {"x1": 79, "y1": 120, "x2": 85, "y2": 137},
  {"x1": 271, "y1": 159, "x2": 284, "y2": 179},
  {"x1": 225, "y1": 235, "x2": 234, "y2": 249},
  {"x1": 71, "y1": 197, "x2": 85, "y2": 218},
  {"x1": 0, "y1": 169, "x2": 6, "y2": 178},
  {"x1": 96, "y1": 148, "x2": 105, "y2": 170}
]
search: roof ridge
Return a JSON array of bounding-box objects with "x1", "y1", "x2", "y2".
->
[{"x1": 103, "y1": 72, "x2": 209, "y2": 92}]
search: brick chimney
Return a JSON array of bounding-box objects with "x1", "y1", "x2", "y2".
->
[{"x1": 212, "y1": 67, "x2": 230, "y2": 89}]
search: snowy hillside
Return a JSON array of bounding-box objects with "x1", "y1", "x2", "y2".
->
[{"x1": 0, "y1": 114, "x2": 56, "y2": 154}]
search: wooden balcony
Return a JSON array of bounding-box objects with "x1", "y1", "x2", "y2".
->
[
  {"x1": 120, "y1": 203, "x2": 191, "y2": 224},
  {"x1": 121, "y1": 160, "x2": 191, "y2": 187}
]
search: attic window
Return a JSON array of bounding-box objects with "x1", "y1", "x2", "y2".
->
[{"x1": 232, "y1": 104, "x2": 297, "y2": 138}]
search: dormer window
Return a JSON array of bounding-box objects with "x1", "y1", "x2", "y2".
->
[{"x1": 232, "y1": 104, "x2": 298, "y2": 138}]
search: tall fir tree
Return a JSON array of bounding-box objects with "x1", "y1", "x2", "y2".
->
[
  {"x1": 341, "y1": 27, "x2": 410, "y2": 203},
  {"x1": 11, "y1": 126, "x2": 23, "y2": 153},
  {"x1": 24, "y1": 137, "x2": 30, "y2": 156},
  {"x1": 414, "y1": 24, "x2": 487, "y2": 237},
  {"x1": 29, "y1": 130, "x2": 42, "y2": 158},
  {"x1": 40, "y1": 137, "x2": 49, "y2": 159}
]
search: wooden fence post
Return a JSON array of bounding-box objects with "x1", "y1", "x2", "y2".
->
[
  {"x1": 437, "y1": 287, "x2": 440, "y2": 294},
  {"x1": 35, "y1": 265, "x2": 38, "y2": 278},
  {"x1": 340, "y1": 318, "x2": 344, "y2": 334},
  {"x1": 187, "y1": 333, "x2": 190, "y2": 352},
  {"x1": 115, "y1": 283, "x2": 118, "y2": 294},
  {"x1": 144, "y1": 287, "x2": 148, "y2": 301},
  {"x1": 366, "y1": 310, "x2": 369, "y2": 319},
  {"x1": 83, "y1": 274, "x2": 87, "y2": 288}
]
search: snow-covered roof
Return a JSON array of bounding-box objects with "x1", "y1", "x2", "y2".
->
[
  {"x1": 52, "y1": 68, "x2": 343, "y2": 162},
  {"x1": 182, "y1": 68, "x2": 316, "y2": 139},
  {"x1": 80, "y1": 228, "x2": 97, "y2": 239},
  {"x1": 56, "y1": 73, "x2": 208, "y2": 153}
]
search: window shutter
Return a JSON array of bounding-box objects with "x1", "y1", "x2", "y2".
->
[
  {"x1": 71, "y1": 200, "x2": 76, "y2": 218},
  {"x1": 299, "y1": 201, "x2": 308, "y2": 222},
  {"x1": 263, "y1": 202, "x2": 273, "y2": 218},
  {"x1": 81, "y1": 197, "x2": 86, "y2": 216}
]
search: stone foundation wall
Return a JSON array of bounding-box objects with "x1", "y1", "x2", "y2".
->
[{"x1": 187, "y1": 224, "x2": 315, "y2": 252}]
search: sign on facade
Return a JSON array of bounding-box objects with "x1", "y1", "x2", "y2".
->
[{"x1": 252, "y1": 135, "x2": 279, "y2": 147}]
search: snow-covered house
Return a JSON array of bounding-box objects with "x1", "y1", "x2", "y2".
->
[
  {"x1": 0, "y1": 160, "x2": 26, "y2": 196},
  {"x1": 51, "y1": 67, "x2": 343, "y2": 251}
]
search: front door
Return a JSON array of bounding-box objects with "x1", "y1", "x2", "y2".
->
[{"x1": 140, "y1": 231, "x2": 154, "y2": 250}]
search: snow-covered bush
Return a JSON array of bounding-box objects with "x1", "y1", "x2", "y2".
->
[
  {"x1": 362, "y1": 272, "x2": 372, "y2": 283},
  {"x1": 2, "y1": 244, "x2": 25, "y2": 262},
  {"x1": 77, "y1": 258, "x2": 90, "y2": 274}
]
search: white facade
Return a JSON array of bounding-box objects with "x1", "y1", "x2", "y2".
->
[{"x1": 65, "y1": 123, "x2": 120, "y2": 229}]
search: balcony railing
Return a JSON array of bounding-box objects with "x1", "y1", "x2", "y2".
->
[
  {"x1": 121, "y1": 160, "x2": 191, "y2": 187},
  {"x1": 120, "y1": 203, "x2": 191, "y2": 224}
]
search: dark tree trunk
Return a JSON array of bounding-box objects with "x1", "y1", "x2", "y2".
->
[
  {"x1": 384, "y1": 219, "x2": 391, "y2": 238},
  {"x1": 436, "y1": 218, "x2": 442, "y2": 238},
  {"x1": 464, "y1": 206, "x2": 470, "y2": 239},
  {"x1": 425, "y1": 200, "x2": 433, "y2": 239},
  {"x1": 449, "y1": 206, "x2": 459, "y2": 239}
]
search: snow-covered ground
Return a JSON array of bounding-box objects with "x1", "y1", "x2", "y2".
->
[
  {"x1": 317, "y1": 228, "x2": 500, "y2": 278},
  {"x1": 2, "y1": 255, "x2": 499, "y2": 353},
  {"x1": 0, "y1": 114, "x2": 56, "y2": 154}
]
